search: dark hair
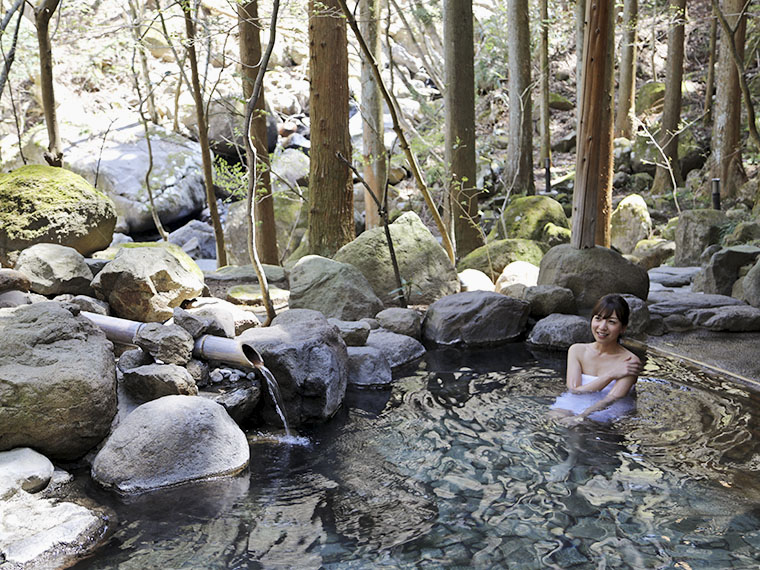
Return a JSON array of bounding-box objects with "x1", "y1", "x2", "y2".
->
[{"x1": 591, "y1": 294, "x2": 630, "y2": 327}]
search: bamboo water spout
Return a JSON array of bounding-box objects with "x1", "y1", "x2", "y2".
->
[{"x1": 80, "y1": 311, "x2": 264, "y2": 370}]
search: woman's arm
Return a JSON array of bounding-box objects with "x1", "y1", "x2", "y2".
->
[
  {"x1": 565, "y1": 344, "x2": 584, "y2": 390},
  {"x1": 569, "y1": 354, "x2": 642, "y2": 394},
  {"x1": 561, "y1": 375, "x2": 637, "y2": 425}
]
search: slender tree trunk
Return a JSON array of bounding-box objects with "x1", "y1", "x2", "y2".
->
[
  {"x1": 575, "y1": 0, "x2": 586, "y2": 125},
  {"x1": 539, "y1": 0, "x2": 551, "y2": 163},
  {"x1": 443, "y1": 0, "x2": 482, "y2": 257},
  {"x1": 571, "y1": 0, "x2": 615, "y2": 249},
  {"x1": 181, "y1": 0, "x2": 227, "y2": 267},
  {"x1": 710, "y1": 0, "x2": 747, "y2": 199},
  {"x1": 307, "y1": 0, "x2": 354, "y2": 256},
  {"x1": 34, "y1": 0, "x2": 62, "y2": 167},
  {"x1": 652, "y1": 0, "x2": 686, "y2": 192},
  {"x1": 506, "y1": 0, "x2": 534, "y2": 196},
  {"x1": 704, "y1": 5, "x2": 717, "y2": 123},
  {"x1": 239, "y1": 1, "x2": 279, "y2": 264},
  {"x1": 615, "y1": 0, "x2": 638, "y2": 138},
  {"x1": 359, "y1": 0, "x2": 384, "y2": 231}
]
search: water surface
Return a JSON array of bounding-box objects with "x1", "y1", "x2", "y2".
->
[{"x1": 72, "y1": 345, "x2": 760, "y2": 569}]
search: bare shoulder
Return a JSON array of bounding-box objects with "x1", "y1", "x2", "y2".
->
[
  {"x1": 568, "y1": 343, "x2": 591, "y2": 357},
  {"x1": 619, "y1": 344, "x2": 641, "y2": 362}
]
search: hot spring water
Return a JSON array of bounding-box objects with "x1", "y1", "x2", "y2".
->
[{"x1": 71, "y1": 345, "x2": 760, "y2": 568}]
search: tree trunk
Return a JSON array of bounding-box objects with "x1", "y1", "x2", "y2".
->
[
  {"x1": 181, "y1": 0, "x2": 227, "y2": 267},
  {"x1": 34, "y1": 0, "x2": 62, "y2": 167},
  {"x1": 307, "y1": 0, "x2": 354, "y2": 257},
  {"x1": 704, "y1": 5, "x2": 717, "y2": 123},
  {"x1": 506, "y1": 0, "x2": 534, "y2": 196},
  {"x1": 711, "y1": 0, "x2": 747, "y2": 199},
  {"x1": 443, "y1": 0, "x2": 482, "y2": 257},
  {"x1": 575, "y1": 0, "x2": 586, "y2": 125},
  {"x1": 539, "y1": 0, "x2": 551, "y2": 163},
  {"x1": 651, "y1": 0, "x2": 686, "y2": 193},
  {"x1": 359, "y1": 0, "x2": 384, "y2": 231},
  {"x1": 614, "y1": 0, "x2": 637, "y2": 138},
  {"x1": 571, "y1": 0, "x2": 615, "y2": 249},
  {"x1": 239, "y1": 1, "x2": 279, "y2": 265}
]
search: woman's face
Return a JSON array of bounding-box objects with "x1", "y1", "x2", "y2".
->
[{"x1": 591, "y1": 311, "x2": 625, "y2": 344}]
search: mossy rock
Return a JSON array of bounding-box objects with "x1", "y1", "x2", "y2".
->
[
  {"x1": 549, "y1": 92, "x2": 574, "y2": 111},
  {"x1": 499, "y1": 195, "x2": 569, "y2": 241},
  {"x1": 457, "y1": 238, "x2": 548, "y2": 281},
  {"x1": 636, "y1": 81, "x2": 665, "y2": 114},
  {"x1": 226, "y1": 284, "x2": 290, "y2": 307},
  {"x1": 93, "y1": 241, "x2": 203, "y2": 282},
  {"x1": 0, "y1": 164, "x2": 116, "y2": 265},
  {"x1": 540, "y1": 222, "x2": 571, "y2": 247}
]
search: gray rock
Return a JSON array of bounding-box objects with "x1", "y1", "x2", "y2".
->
[
  {"x1": 289, "y1": 255, "x2": 383, "y2": 320},
  {"x1": 648, "y1": 266, "x2": 700, "y2": 288},
  {"x1": 457, "y1": 238, "x2": 547, "y2": 281},
  {"x1": 0, "y1": 302, "x2": 116, "y2": 460},
  {"x1": 0, "y1": 491, "x2": 107, "y2": 568},
  {"x1": 65, "y1": 123, "x2": 208, "y2": 234},
  {"x1": 527, "y1": 314, "x2": 593, "y2": 348},
  {"x1": 523, "y1": 285, "x2": 576, "y2": 318},
  {"x1": 347, "y1": 346, "x2": 393, "y2": 386},
  {"x1": 458, "y1": 268, "x2": 495, "y2": 292},
  {"x1": 183, "y1": 296, "x2": 259, "y2": 336},
  {"x1": 133, "y1": 322, "x2": 194, "y2": 365},
  {"x1": 610, "y1": 194, "x2": 652, "y2": 254},
  {"x1": 122, "y1": 364, "x2": 198, "y2": 402},
  {"x1": 692, "y1": 245, "x2": 760, "y2": 296},
  {"x1": 328, "y1": 318, "x2": 371, "y2": 346},
  {"x1": 0, "y1": 268, "x2": 31, "y2": 293},
  {"x1": 334, "y1": 211, "x2": 459, "y2": 306},
  {"x1": 186, "y1": 358, "x2": 210, "y2": 387},
  {"x1": 674, "y1": 209, "x2": 727, "y2": 266},
  {"x1": 199, "y1": 368, "x2": 261, "y2": 424},
  {"x1": 0, "y1": 447, "x2": 54, "y2": 499},
  {"x1": 64, "y1": 294, "x2": 110, "y2": 315},
  {"x1": 621, "y1": 293, "x2": 650, "y2": 337},
  {"x1": 631, "y1": 238, "x2": 675, "y2": 270},
  {"x1": 647, "y1": 290, "x2": 745, "y2": 317},
  {"x1": 365, "y1": 329, "x2": 426, "y2": 369},
  {"x1": 117, "y1": 347, "x2": 153, "y2": 373},
  {"x1": 84, "y1": 257, "x2": 109, "y2": 277},
  {"x1": 498, "y1": 195, "x2": 569, "y2": 241},
  {"x1": 495, "y1": 261, "x2": 539, "y2": 293},
  {"x1": 423, "y1": 291, "x2": 530, "y2": 346},
  {"x1": 239, "y1": 309, "x2": 348, "y2": 425},
  {"x1": 742, "y1": 259, "x2": 760, "y2": 308},
  {"x1": 173, "y1": 306, "x2": 230, "y2": 339},
  {"x1": 91, "y1": 247, "x2": 204, "y2": 322},
  {"x1": 663, "y1": 313, "x2": 696, "y2": 332},
  {"x1": 687, "y1": 305, "x2": 760, "y2": 331},
  {"x1": 537, "y1": 244, "x2": 649, "y2": 310},
  {"x1": 0, "y1": 289, "x2": 32, "y2": 308},
  {"x1": 375, "y1": 307, "x2": 422, "y2": 339},
  {"x1": 168, "y1": 220, "x2": 217, "y2": 259},
  {"x1": 91, "y1": 396, "x2": 249, "y2": 493},
  {"x1": 724, "y1": 220, "x2": 760, "y2": 246},
  {"x1": 14, "y1": 243, "x2": 94, "y2": 296}
]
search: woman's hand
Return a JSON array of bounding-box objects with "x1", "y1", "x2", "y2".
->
[
  {"x1": 560, "y1": 414, "x2": 585, "y2": 427},
  {"x1": 614, "y1": 354, "x2": 643, "y2": 379}
]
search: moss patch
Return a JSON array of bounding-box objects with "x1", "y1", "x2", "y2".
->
[
  {"x1": 93, "y1": 241, "x2": 204, "y2": 282},
  {"x1": 457, "y1": 238, "x2": 548, "y2": 281}
]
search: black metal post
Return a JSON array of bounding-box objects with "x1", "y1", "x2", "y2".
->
[
  {"x1": 545, "y1": 158, "x2": 551, "y2": 194},
  {"x1": 711, "y1": 178, "x2": 721, "y2": 210}
]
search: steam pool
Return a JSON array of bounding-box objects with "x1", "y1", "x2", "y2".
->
[{"x1": 72, "y1": 345, "x2": 760, "y2": 569}]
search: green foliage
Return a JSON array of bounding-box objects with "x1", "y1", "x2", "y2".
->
[{"x1": 214, "y1": 156, "x2": 248, "y2": 201}]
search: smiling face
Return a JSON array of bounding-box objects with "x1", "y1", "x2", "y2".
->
[{"x1": 591, "y1": 311, "x2": 625, "y2": 344}]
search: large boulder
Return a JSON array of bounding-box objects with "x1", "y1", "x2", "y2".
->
[
  {"x1": 647, "y1": 290, "x2": 745, "y2": 317},
  {"x1": 288, "y1": 255, "x2": 383, "y2": 320},
  {"x1": 498, "y1": 195, "x2": 569, "y2": 241},
  {"x1": 457, "y1": 238, "x2": 547, "y2": 281},
  {"x1": 239, "y1": 309, "x2": 348, "y2": 426},
  {"x1": 121, "y1": 364, "x2": 198, "y2": 403},
  {"x1": 0, "y1": 302, "x2": 116, "y2": 460},
  {"x1": 674, "y1": 209, "x2": 727, "y2": 266},
  {"x1": 334, "y1": 212, "x2": 459, "y2": 306},
  {"x1": 13, "y1": 243, "x2": 94, "y2": 296},
  {"x1": 630, "y1": 238, "x2": 675, "y2": 270},
  {"x1": 527, "y1": 314, "x2": 593, "y2": 348},
  {"x1": 375, "y1": 307, "x2": 422, "y2": 339},
  {"x1": 537, "y1": 244, "x2": 649, "y2": 310},
  {"x1": 0, "y1": 268, "x2": 30, "y2": 293},
  {"x1": 91, "y1": 395, "x2": 249, "y2": 494},
  {"x1": 0, "y1": 165, "x2": 116, "y2": 265},
  {"x1": 692, "y1": 245, "x2": 760, "y2": 296},
  {"x1": 740, "y1": 258, "x2": 760, "y2": 308},
  {"x1": 91, "y1": 247, "x2": 204, "y2": 321},
  {"x1": 522, "y1": 284, "x2": 576, "y2": 318},
  {"x1": 365, "y1": 329, "x2": 426, "y2": 369},
  {"x1": 0, "y1": 447, "x2": 54, "y2": 499},
  {"x1": 495, "y1": 260, "x2": 539, "y2": 293},
  {"x1": 610, "y1": 194, "x2": 652, "y2": 254},
  {"x1": 167, "y1": 220, "x2": 217, "y2": 260},
  {"x1": 422, "y1": 291, "x2": 530, "y2": 346},
  {"x1": 346, "y1": 346, "x2": 392, "y2": 386},
  {"x1": 687, "y1": 305, "x2": 760, "y2": 332},
  {"x1": 64, "y1": 122, "x2": 207, "y2": 234}
]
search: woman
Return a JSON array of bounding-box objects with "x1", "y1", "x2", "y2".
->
[{"x1": 550, "y1": 294, "x2": 643, "y2": 425}]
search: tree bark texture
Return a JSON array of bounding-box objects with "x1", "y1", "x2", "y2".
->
[
  {"x1": 307, "y1": 0, "x2": 354, "y2": 257},
  {"x1": 539, "y1": 0, "x2": 551, "y2": 163},
  {"x1": 571, "y1": 0, "x2": 615, "y2": 249},
  {"x1": 443, "y1": 0, "x2": 482, "y2": 257},
  {"x1": 181, "y1": 0, "x2": 227, "y2": 266},
  {"x1": 35, "y1": 0, "x2": 62, "y2": 167},
  {"x1": 614, "y1": 0, "x2": 637, "y2": 138},
  {"x1": 359, "y1": 0, "x2": 384, "y2": 231},
  {"x1": 575, "y1": 0, "x2": 586, "y2": 124},
  {"x1": 711, "y1": 0, "x2": 746, "y2": 198},
  {"x1": 506, "y1": 0, "x2": 534, "y2": 196},
  {"x1": 704, "y1": 6, "x2": 717, "y2": 123},
  {"x1": 652, "y1": 0, "x2": 686, "y2": 192},
  {"x1": 239, "y1": 1, "x2": 279, "y2": 265}
]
